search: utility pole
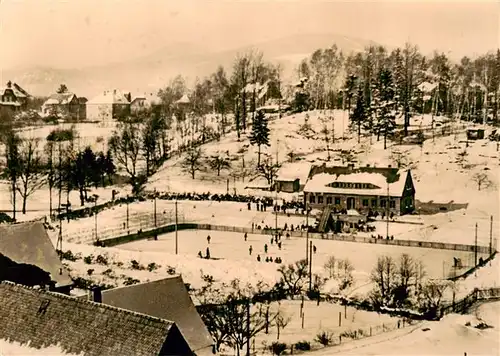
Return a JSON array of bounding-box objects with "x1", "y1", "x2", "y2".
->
[
  {"x1": 153, "y1": 189, "x2": 157, "y2": 228},
  {"x1": 475, "y1": 223, "x2": 478, "y2": 266},
  {"x1": 305, "y1": 201, "x2": 309, "y2": 264},
  {"x1": 246, "y1": 300, "x2": 251, "y2": 356},
  {"x1": 489, "y1": 215, "x2": 493, "y2": 256},
  {"x1": 94, "y1": 199, "x2": 98, "y2": 242},
  {"x1": 386, "y1": 181, "x2": 390, "y2": 238},
  {"x1": 126, "y1": 196, "x2": 130, "y2": 234},
  {"x1": 175, "y1": 200, "x2": 178, "y2": 255},
  {"x1": 308, "y1": 240, "x2": 313, "y2": 292}
]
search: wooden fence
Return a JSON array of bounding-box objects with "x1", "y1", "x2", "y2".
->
[{"x1": 441, "y1": 287, "x2": 500, "y2": 317}]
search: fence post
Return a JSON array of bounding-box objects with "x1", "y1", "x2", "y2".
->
[
  {"x1": 339, "y1": 312, "x2": 341, "y2": 327},
  {"x1": 370, "y1": 326, "x2": 372, "y2": 336}
]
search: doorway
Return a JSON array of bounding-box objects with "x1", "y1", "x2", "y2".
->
[{"x1": 347, "y1": 197, "x2": 355, "y2": 210}]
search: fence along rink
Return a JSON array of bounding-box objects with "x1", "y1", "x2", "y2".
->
[
  {"x1": 59, "y1": 206, "x2": 493, "y2": 255},
  {"x1": 62, "y1": 205, "x2": 187, "y2": 243}
]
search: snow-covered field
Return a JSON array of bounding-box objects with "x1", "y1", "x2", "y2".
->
[
  {"x1": 253, "y1": 300, "x2": 403, "y2": 352},
  {"x1": 101, "y1": 229, "x2": 484, "y2": 296},
  {"x1": 308, "y1": 301, "x2": 500, "y2": 356}
]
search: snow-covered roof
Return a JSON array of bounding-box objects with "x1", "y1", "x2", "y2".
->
[
  {"x1": 175, "y1": 94, "x2": 190, "y2": 104},
  {"x1": 43, "y1": 93, "x2": 77, "y2": 106},
  {"x1": 418, "y1": 82, "x2": 438, "y2": 93},
  {"x1": 0, "y1": 82, "x2": 29, "y2": 98},
  {"x1": 277, "y1": 162, "x2": 311, "y2": 182},
  {"x1": 87, "y1": 90, "x2": 130, "y2": 105},
  {"x1": 304, "y1": 171, "x2": 407, "y2": 197}
]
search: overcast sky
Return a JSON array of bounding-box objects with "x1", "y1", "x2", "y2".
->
[{"x1": 1, "y1": 0, "x2": 498, "y2": 70}]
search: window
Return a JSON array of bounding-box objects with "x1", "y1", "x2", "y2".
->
[
  {"x1": 380, "y1": 199, "x2": 387, "y2": 208},
  {"x1": 356, "y1": 183, "x2": 361, "y2": 189},
  {"x1": 390, "y1": 200, "x2": 396, "y2": 208},
  {"x1": 318, "y1": 196, "x2": 324, "y2": 204},
  {"x1": 309, "y1": 194, "x2": 316, "y2": 204},
  {"x1": 326, "y1": 197, "x2": 332, "y2": 204},
  {"x1": 362, "y1": 199, "x2": 369, "y2": 207},
  {"x1": 334, "y1": 197, "x2": 341, "y2": 205},
  {"x1": 371, "y1": 199, "x2": 377, "y2": 207}
]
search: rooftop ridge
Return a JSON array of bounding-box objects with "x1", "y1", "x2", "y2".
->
[
  {"x1": 100, "y1": 275, "x2": 181, "y2": 293},
  {"x1": 0, "y1": 281, "x2": 176, "y2": 327}
]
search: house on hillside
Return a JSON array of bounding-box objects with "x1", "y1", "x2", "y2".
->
[
  {"x1": 86, "y1": 89, "x2": 131, "y2": 121},
  {"x1": 303, "y1": 163, "x2": 415, "y2": 215},
  {"x1": 0, "y1": 281, "x2": 193, "y2": 356},
  {"x1": 131, "y1": 93, "x2": 162, "y2": 114},
  {"x1": 0, "y1": 81, "x2": 30, "y2": 112},
  {"x1": 0, "y1": 221, "x2": 72, "y2": 294},
  {"x1": 42, "y1": 92, "x2": 87, "y2": 120},
  {"x1": 275, "y1": 161, "x2": 312, "y2": 193},
  {"x1": 81, "y1": 276, "x2": 214, "y2": 355}
]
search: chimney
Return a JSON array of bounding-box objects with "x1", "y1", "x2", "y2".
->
[
  {"x1": 348, "y1": 163, "x2": 354, "y2": 170},
  {"x1": 366, "y1": 164, "x2": 370, "y2": 168},
  {"x1": 6, "y1": 81, "x2": 12, "y2": 88},
  {"x1": 91, "y1": 286, "x2": 102, "y2": 303},
  {"x1": 113, "y1": 89, "x2": 117, "y2": 95}
]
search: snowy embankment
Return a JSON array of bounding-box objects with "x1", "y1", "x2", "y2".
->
[{"x1": 307, "y1": 301, "x2": 500, "y2": 356}]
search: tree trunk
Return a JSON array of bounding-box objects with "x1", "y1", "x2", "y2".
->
[
  {"x1": 257, "y1": 145, "x2": 261, "y2": 167},
  {"x1": 11, "y1": 178, "x2": 16, "y2": 221}
]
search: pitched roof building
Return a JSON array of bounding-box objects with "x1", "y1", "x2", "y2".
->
[
  {"x1": 0, "y1": 281, "x2": 193, "y2": 356},
  {"x1": 86, "y1": 89, "x2": 131, "y2": 122},
  {"x1": 303, "y1": 164, "x2": 415, "y2": 215},
  {"x1": 0, "y1": 221, "x2": 72, "y2": 293},
  {"x1": 0, "y1": 81, "x2": 30, "y2": 111},
  {"x1": 42, "y1": 93, "x2": 87, "y2": 120},
  {"x1": 92, "y1": 276, "x2": 214, "y2": 355}
]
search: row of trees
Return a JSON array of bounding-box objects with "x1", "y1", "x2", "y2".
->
[
  {"x1": 156, "y1": 50, "x2": 283, "y2": 144},
  {"x1": 195, "y1": 252, "x2": 453, "y2": 354},
  {"x1": 369, "y1": 253, "x2": 450, "y2": 318},
  {"x1": 298, "y1": 44, "x2": 500, "y2": 125},
  {"x1": 1, "y1": 121, "x2": 115, "y2": 219}
]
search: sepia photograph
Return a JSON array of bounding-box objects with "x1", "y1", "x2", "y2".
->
[{"x1": 0, "y1": 0, "x2": 499, "y2": 355}]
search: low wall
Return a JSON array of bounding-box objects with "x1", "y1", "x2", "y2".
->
[
  {"x1": 100, "y1": 222, "x2": 492, "y2": 254},
  {"x1": 100, "y1": 223, "x2": 198, "y2": 247}
]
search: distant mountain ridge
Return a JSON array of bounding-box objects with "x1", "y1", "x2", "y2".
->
[{"x1": 1, "y1": 33, "x2": 380, "y2": 98}]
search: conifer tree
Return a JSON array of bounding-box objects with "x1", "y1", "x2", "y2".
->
[
  {"x1": 350, "y1": 88, "x2": 367, "y2": 143},
  {"x1": 373, "y1": 68, "x2": 397, "y2": 149},
  {"x1": 249, "y1": 110, "x2": 270, "y2": 167}
]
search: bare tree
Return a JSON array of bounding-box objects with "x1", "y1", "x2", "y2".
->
[
  {"x1": 390, "y1": 150, "x2": 410, "y2": 169},
  {"x1": 323, "y1": 255, "x2": 337, "y2": 278},
  {"x1": 3, "y1": 129, "x2": 20, "y2": 220},
  {"x1": 16, "y1": 137, "x2": 46, "y2": 214},
  {"x1": 472, "y1": 172, "x2": 493, "y2": 191},
  {"x1": 277, "y1": 259, "x2": 309, "y2": 297},
  {"x1": 275, "y1": 307, "x2": 291, "y2": 341},
  {"x1": 209, "y1": 153, "x2": 231, "y2": 176},
  {"x1": 258, "y1": 160, "x2": 280, "y2": 186},
  {"x1": 182, "y1": 146, "x2": 204, "y2": 179},
  {"x1": 420, "y1": 280, "x2": 450, "y2": 318},
  {"x1": 337, "y1": 258, "x2": 355, "y2": 290},
  {"x1": 44, "y1": 141, "x2": 56, "y2": 218},
  {"x1": 370, "y1": 255, "x2": 397, "y2": 307},
  {"x1": 108, "y1": 122, "x2": 142, "y2": 190},
  {"x1": 393, "y1": 254, "x2": 418, "y2": 307}
]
